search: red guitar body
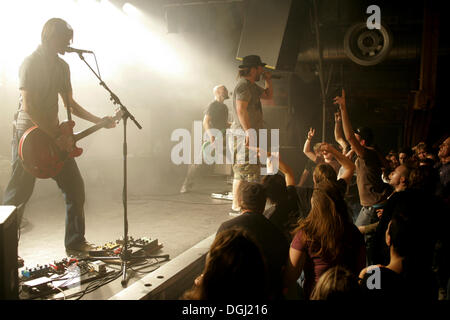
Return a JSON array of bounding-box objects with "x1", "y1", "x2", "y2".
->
[{"x1": 18, "y1": 120, "x2": 83, "y2": 179}]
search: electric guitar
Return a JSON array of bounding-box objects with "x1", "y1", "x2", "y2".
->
[{"x1": 19, "y1": 109, "x2": 123, "y2": 179}]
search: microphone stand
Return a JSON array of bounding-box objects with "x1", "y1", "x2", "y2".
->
[{"x1": 74, "y1": 52, "x2": 165, "y2": 287}]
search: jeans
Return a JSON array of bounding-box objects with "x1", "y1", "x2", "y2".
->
[
  {"x1": 356, "y1": 205, "x2": 378, "y2": 266},
  {"x1": 348, "y1": 201, "x2": 362, "y2": 224},
  {"x1": 2, "y1": 129, "x2": 86, "y2": 248}
]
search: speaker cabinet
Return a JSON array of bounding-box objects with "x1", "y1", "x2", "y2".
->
[
  {"x1": 236, "y1": 0, "x2": 303, "y2": 71},
  {"x1": 0, "y1": 206, "x2": 18, "y2": 300}
]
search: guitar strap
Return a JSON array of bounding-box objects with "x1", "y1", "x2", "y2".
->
[{"x1": 61, "y1": 92, "x2": 73, "y2": 122}]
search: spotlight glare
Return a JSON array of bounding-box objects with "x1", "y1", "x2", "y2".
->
[{"x1": 122, "y1": 3, "x2": 141, "y2": 17}]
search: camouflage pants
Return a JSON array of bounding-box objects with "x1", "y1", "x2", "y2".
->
[{"x1": 231, "y1": 135, "x2": 260, "y2": 182}]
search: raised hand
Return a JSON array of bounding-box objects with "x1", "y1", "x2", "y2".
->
[
  {"x1": 320, "y1": 142, "x2": 338, "y2": 155},
  {"x1": 55, "y1": 134, "x2": 75, "y2": 153},
  {"x1": 103, "y1": 116, "x2": 117, "y2": 129},
  {"x1": 262, "y1": 70, "x2": 272, "y2": 81},
  {"x1": 307, "y1": 127, "x2": 315, "y2": 140},
  {"x1": 334, "y1": 111, "x2": 342, "y2": 122},
  {"x1": 333, "y1": 89, "x2": 346, "y2": 109}
]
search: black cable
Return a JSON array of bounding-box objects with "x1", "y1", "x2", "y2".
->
[
  {"x1": 128, "y1": 265, "x2": 161, "y2": 274},
  {"x1": 58, "y1": 270, "x2": 121, "y2": 300}
]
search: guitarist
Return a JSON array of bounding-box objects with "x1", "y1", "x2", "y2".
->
[{"x1": 2, "y1": 18, "x2": 116, "y2": 254}]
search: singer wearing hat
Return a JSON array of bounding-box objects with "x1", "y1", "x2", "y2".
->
[{"x1": 229, "y1": 55, "x2": 274, "y2": 216}]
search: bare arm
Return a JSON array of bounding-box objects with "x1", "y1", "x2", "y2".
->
[
  {"x1": 333, "y1": 89, "x2": 365, "y2": 158},
  {"x1": 278, "y1": 156, "x2": 296, "y2": 186},
  {"x1": 334, "y1": 111, "x2": 350, "y2": 154},
  {"x1": 60, "y1": 91, "x2": 101, "y2": 123},
  {"x1": 203, "y1": 114, "x2": 215, "y2": 142},
  {"x1": 320, "y1": 142, "x2": 355, "y2": 185},
  {"x1": 60, "y1": 91, "x2": 116, "y2": 130},
  {"x1": 297, "y1": 169, "x2": 310, "y2": 187},
  {"x1": 236, "y1": 100, "x2": 251, "y2": 132},
  {"x1": 303, "y1": 128, "x2": 317, "y2": 162},
  {"x1": 283, "y1": 247, "x2": 306, "y2": 295},
  {"x1": 260, "y1": 72, "x2": 273, "y2": 100}
]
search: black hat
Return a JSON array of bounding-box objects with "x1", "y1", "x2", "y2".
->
[
  {"x1": 355, "y1": 127, "x2": 374, "y2": 146},
  {"x1": 239, "y1": 55, "x2": 267, "y2": 68}
]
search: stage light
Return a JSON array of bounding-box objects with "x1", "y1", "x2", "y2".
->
[
  {"x1": 122, "y1": 2, "x2": 141, "y2": 17},
  {"x1": 0, "y1": 0, "x2": 186, "y2": 85}
]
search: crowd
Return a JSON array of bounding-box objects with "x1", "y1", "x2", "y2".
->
[{"x1": 181, "y1": 88, "x2": 450, "y2": 301}]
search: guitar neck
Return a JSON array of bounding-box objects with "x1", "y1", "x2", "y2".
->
[{"x1": 73, "y1": 119, "x2": 109, "y2": 142}]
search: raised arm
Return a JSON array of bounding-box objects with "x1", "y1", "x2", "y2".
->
[
  {"x1": 260, "y1": 71, "x2": 273, "y2": 100},
  {"x1": 277, "y1": 156, "x2": 296, "y2": 186},
  {"x1": 303, "y1": 128, "x2": 317, "y2": 162},
  {"x1": 320, "y1": 142, "x2": 355, "y2": 185},
  {"x1": 334, "y1": 111, "x2": 350, "y2": 154},
  {"x1": 333, "y1": 89, "x2": 365, "y2": 158},
  {"x1": 262, "y1": 149, "x2": 296, "y2": 187},
  {"x1": 297, "y1": 169, "x2": 310, "y2": 187}
]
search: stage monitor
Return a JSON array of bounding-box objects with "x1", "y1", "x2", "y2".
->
[{"x1": 0, "y1": 206, "x2": 18, "y2": 300}]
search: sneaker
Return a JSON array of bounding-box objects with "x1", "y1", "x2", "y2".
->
[
  {"x1": 180, "y1": 182, "x2": 192, "y2": 193},
  {"x1": 229, "y1": 209, "x2": 242, "y2": 217},
  {"x1": 66, "y1": 240, "x2": 97, "y2": 254}
]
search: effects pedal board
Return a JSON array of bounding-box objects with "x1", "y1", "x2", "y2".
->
[
  {"x1": 20, "y1": 260, "x2": 113, "y2": 299},
  {"x1": 21, "y1": 258, "x2": 78, "y2": 280},
  {"x1": 88, "y1": 236, "x2": 164, "y2": 261}
]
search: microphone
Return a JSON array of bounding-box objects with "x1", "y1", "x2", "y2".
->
[
  {"x1": 262, "y1": 72, "x2": 282, "y2": 80},
  {"x1": 65, "y1": 47, "x2": 94, "y2": 54}
]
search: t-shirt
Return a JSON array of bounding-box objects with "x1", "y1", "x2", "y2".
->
[
  {"x1": 355, "y1": 147, "x2": 390, "y2": 206},
  {"x1": 290, "y1": 223, "x2": 365, "y2": 298},
  {"x1": 360, "y1": 266, "x2": 438, "y2": 300},
  {"x1": 231, "y1": 78, "x2": 265, "y2": 132},
  {"x1": 16, "y1": 45, "x2": 72, "y2": 130},
  {"x1": 360, "y1": 267, "x2": 411, "y2": 300},
  {"x1": 217, "y1": 211, "x2": 289, "y2": 299},
  {"x1": 204, "y1": 100, "x2": 229, "y2": 131}
]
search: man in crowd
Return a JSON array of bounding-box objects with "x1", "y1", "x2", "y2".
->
[
  {"x1": 334, "y1": 89, "x2": 391, "y2": 265},
  {"x1": 217, "y1": 181, "x2": 288, "y2": 299}
]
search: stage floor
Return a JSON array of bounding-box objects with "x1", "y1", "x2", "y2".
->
[{"x1": 14, "y1": 173, "x2": 233, "y2": 300}]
